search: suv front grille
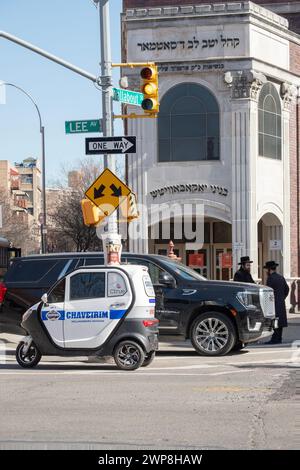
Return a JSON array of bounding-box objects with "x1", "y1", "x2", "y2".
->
[{"x1": 259, "y1": 288, "x2": 275, "y2": 318}]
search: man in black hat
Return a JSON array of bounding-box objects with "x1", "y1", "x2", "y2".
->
[
  {"x1": 264, "y1": 261, "x2": 289, "y2": 344},
  {"x1": 233, "y1": 256, "x2": 255, "y2": 283}
]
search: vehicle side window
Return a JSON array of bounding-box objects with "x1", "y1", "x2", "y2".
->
[
  {"x1": 5, "y1": 259, "x2": 65, "y2": 283},
  {"x1": 84, "y1": 257, "x2": 105, "y2": 266},
  {"x1": 108, "y1": 272, "x2": 127, "y2": 297},
  {"x1": 123, "y1": 258, "x2": 169, "y2": 285},
  {"x1": 48, "y1": 278, "x2": 66, "y2": 304},
  {"x1": 70, "y1": 272, "x2": 106, "y2": 300}
]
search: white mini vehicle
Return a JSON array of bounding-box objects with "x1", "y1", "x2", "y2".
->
[{"x1": 16, "y1": 265, "x2": 159, "y2": 371}]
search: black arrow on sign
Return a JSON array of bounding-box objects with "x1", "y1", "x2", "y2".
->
[
  {"x1": 94, "y1": 184, "x2": 105, "y2": 199},
  {"x1": 110, "y1": 184, "x2": 123, "y2": 197}
]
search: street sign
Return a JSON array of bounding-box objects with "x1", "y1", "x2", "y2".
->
[
  {"x1": 112, "y1": 87, "x2": 144, "y2": 106},
  {"x1": 65, "y1": 119, "x2": 102, "y2": 134},
  {"x1": 85, "y1": 168, "x2": 131, "y2": 217},
  {"x1": 85, "y1": 136, "x2": 136, "y2": 155},
  {"x1": 269, "y1": 239, "x2": 282, "y2": 251}
]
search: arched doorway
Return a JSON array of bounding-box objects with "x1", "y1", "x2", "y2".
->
[
  {"x1": 258, "y1": 213, "x2": 283, "y2": 284},
  {"x1": 148, "y1": 216, "x2": 232, "y2": 280}
]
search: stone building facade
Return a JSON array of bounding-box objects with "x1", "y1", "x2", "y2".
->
[{"x1": 121, "y1": 1, "x2": 300, "y2": 289}]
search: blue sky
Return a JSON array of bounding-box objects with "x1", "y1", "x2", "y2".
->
[{"x1": 0, "y1": 0, "x2": 123, "y2": 185}]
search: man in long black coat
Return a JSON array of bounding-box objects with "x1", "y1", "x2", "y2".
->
[
  {"x1": 264, "y1": 261, "x2": 289, "y2": 344},
  {"x1": 233, "y1": 256, "x2": 255, "y2": 283}
]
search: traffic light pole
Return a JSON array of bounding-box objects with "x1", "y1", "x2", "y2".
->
[{"x1": 96, "y1": 0, "x2": 121, "y2": 262}]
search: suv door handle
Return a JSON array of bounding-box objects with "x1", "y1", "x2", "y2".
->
[{"x1": 109, "y1": 302, "x2": 126, "y2": 309}]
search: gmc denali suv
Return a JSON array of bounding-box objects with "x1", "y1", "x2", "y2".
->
[{"x1": 0, "y1": 252, "x2": 276, "y2": 356}]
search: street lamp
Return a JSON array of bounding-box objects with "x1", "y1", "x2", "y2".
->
[{"x1": 0, "y1": 82, "x2": 47, "y2": 253}]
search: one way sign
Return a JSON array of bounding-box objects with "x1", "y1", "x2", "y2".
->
[{"x1": 85, "y1": 136, "x2": 136, "y2": 155}]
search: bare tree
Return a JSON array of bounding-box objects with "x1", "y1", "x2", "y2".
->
[
  {"x1": 47, "y1": 157, "x2": 114, "y2": 252},
  {"x1": 0, "y1": 189, "x2": 40, "y2": 255}
]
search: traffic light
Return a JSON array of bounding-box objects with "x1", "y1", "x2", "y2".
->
[
  {"x1": 81, "y1": 199, "x2": 106, "y2": 227},
  {"x1": 120, "y1": 193, "x2": 139, "y2": 222},
  {"x1": 140, "y1": 65, "x2": 159, "y2": 115}
]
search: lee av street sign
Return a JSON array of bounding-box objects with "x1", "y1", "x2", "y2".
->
[
  {"x1": 85, "y1": 136, "x2": 136, "y2": 155},
  {"x1": 65, "y1": 119, "x2": 102, "y2": 134},
  {"x1": 113, "y1": 87, "x2": 144, "y2": 106},
  {"x1": 85, "y1": 168, "x2": 131, "y2": 217}
]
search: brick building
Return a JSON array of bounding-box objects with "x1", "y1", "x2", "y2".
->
[{"x1": 121, "y1": 0, "x2": 300, "y2": 299}]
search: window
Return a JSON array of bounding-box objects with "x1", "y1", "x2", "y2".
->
[
  {"x1": 158, "y1": 83, "x2": 220, "y2": 162},
  {"x1": 108, "y1": 272, "x2": 127, "y2": 297},
  {"x1": 84, "y1": 257, "x2": 105, "y2": 266},
  {"x1": 70, "y1": 272, "x2": 106, "y2": 300},
  {"x1": 161, "y1": 259, "x2": 206, "y2": 281},
  {"x1": 5, "y1": 259, "x2": 67, "y2": 283},
  {"x1": 258, "y1": 83, "x2": 282, "y2": 160},
  {"x1": 123, "y1": 257, "x2": 169, "y2": 285},
  {"x1": 48, "y1": 278, "x2": 65, "y2": 304}
]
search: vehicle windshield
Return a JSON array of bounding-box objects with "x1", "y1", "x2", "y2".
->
[{"x1": 161, "y1": 258, "x2": 207, "y2": 282}]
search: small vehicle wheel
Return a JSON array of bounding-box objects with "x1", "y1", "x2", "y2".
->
[
  {"x1": 114, "y1": 340, "x2": 145, "y2": 371},
  {"x1": 142, "y1": 350, "x2": 156, "y2": 367},
  {"x1": 16, "y1": 341, "x2": 41, "y2": 368},
  {"x1": 191, "y1": 312, "x2": 236, "y2": 356}
]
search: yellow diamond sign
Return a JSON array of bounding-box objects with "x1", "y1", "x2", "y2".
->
[{"x1": 85, "y1": 168, "x2": 131, "y2": 217}]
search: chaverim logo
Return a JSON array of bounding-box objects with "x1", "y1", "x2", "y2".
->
[{"x1": 46, "y1": 309, "x2": 61, "y2": 321}]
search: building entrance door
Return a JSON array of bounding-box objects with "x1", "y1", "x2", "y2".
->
[
  {"x1": 213, "y1": 244, "x2": 233, "y2": 281},
  {"x1": 186, "y1": 245, "x2": 210, "y2": 279}
]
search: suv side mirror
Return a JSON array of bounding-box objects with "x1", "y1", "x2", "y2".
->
[
  {"x1": 158, "y1": 272, "x2": 175, "y2": 288},
  {"x1": 41, "y1": 293, "x2": 48, "y2": 305}
]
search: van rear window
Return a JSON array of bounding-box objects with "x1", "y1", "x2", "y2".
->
[{"x1": 5, "y1": 259, "x2": 67, "y2": 284}]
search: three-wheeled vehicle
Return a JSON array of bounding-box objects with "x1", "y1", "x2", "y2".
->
[{"x1": 16, "y1": 264, "x2": 159, "y2": 371}]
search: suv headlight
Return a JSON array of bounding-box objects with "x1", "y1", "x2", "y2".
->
[{"x1": 236, "y1": 291, "x2": 260, "y2": 310}]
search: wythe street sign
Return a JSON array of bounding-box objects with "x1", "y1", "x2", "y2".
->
[
  {"x1": 85, "y1": 168, "x2": 131, "y2": 217},
  {"x1": 85, "y1": 136, "x2": 136, "y2": 155},
  {"x1": 65, "y1": 119, "x2": 102, "y2": 134},
  {"x1": 112, "y1": 87, "x2": 144, "y2": 107}
]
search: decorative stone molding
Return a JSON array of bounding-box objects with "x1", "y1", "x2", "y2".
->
[
  {"x1": 225, "y1": 70, "x2": 267, "y2": 100},
  {"x1": 125, "y1": 2, "x2": 288, "y2": 30},
  {"x1": 280, "y1": 82, "x2": 297, "y2": 110}
]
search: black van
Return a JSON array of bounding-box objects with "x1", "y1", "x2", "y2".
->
[{"x1": 0, "y1": 252, "x2": 276, "y2": 356}]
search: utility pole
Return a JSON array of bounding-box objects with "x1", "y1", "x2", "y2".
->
[{"x1": 95, "y1": 0, "x2": 121, "y2": 261}]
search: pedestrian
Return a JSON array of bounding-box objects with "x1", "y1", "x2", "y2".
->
[
  {"x1": 264, "y1": 261, "x2": 289, "y2": 344},
  {"x1": 233, "y1": 256, "x2": 255, "y2": 283}
]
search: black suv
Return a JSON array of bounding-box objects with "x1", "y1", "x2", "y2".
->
[{"x1": 0, "y1": 252, "x2": 276, "y2": 356}]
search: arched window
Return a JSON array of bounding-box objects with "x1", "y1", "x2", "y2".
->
[
  {"x1": 258, "y1": 83, "x2": 282, "y2": 160},
  {"x1": 158, "y1": 83, "x2": 219, "y2": 162}
]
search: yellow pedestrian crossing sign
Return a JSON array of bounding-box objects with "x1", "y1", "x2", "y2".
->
[{"x1": 85, "y1": 168, "x2": 131, "y2": 217}]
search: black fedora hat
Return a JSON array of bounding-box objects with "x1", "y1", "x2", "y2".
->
[
  {"x1": 263, "y1": 260, "x2": 279, "y2": 270},
  {"x1": 238, "y1": 256, "x2": 253, "y2": 265}
]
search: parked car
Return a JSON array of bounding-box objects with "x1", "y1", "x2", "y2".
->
[
  {"x1": 0, "y1": 252, "x2": 276, "y2": 356},
  {"x1": 16, "y1": 264, "x2": 159, "y2": 370}
]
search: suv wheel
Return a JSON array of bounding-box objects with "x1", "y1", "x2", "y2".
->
[{"x1": 191, "y1": 312, "x2": 236, "y2": 356}]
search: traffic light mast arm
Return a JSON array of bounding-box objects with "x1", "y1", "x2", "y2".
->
[
  {"x1": 112, "y1": 62, "x2": 156, "y2": 68},
  {"x1": 114, "y1": 113, "x2": 157, "y2": 119}
]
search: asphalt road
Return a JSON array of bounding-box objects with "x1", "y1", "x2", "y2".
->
[{"x1": 0, "y1": 321, "x2": 298, "y2": 450}]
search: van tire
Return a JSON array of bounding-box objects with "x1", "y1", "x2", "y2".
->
[
  {"x1": 190, "y1": 312, "x2": 236, "y2": 356},
  {"x1": 114, "y1": 340, "x2": 145, "y2": 371}
]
